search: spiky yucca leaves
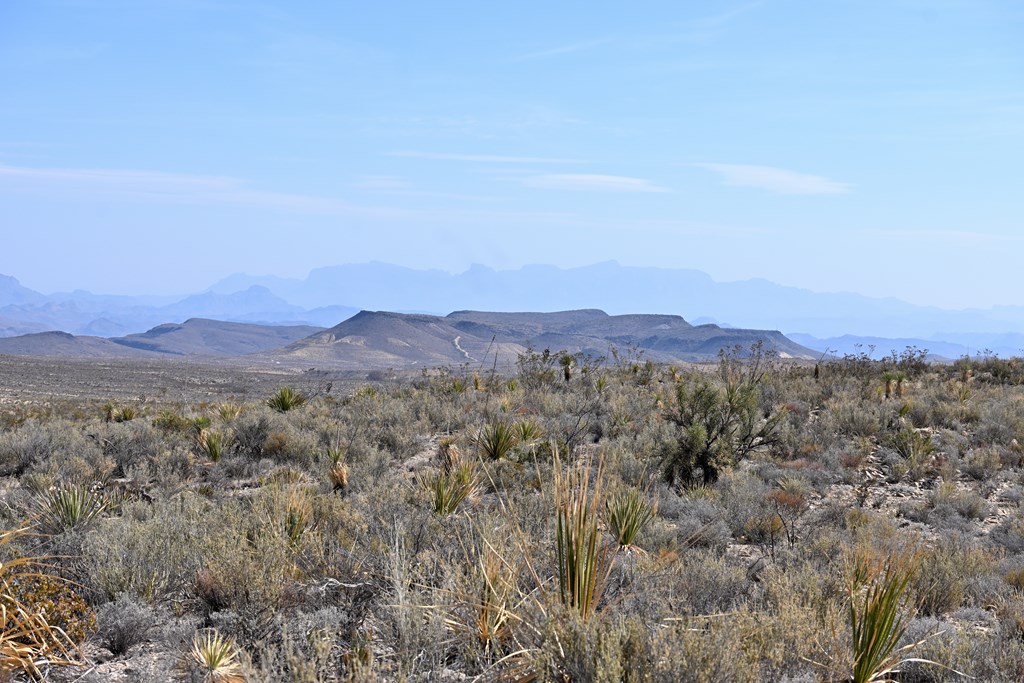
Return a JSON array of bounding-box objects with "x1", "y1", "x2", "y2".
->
[
  {"x1": 102, "y1": 402, "x2": 138, "y2": 422},
  {"x1": 423, "y1": 461, "x2": 481, "y2": 516},
  {"x1": 848, "y1": 547, "x2": 936, "y2": 683},
  {"x1": 0, "y1": 527, "x2": 77, "y2": 678},
  {"x1": 197, "y1": 429, "x2": 228, "y2": 462},
  {"x1": 32, "y1": 485, "x2": 106, "y2": 535},
  {"x1": 553, "y1": 452, "x2": 614, "y2": 621},
  {"x1": 217, "y1": 403, "x2": 244, "y2": 422},
  {"x1": 605, "y1": 487, "x2": 656, "y2": 551},
  {"x1": 188, "y1": 629, "x2": 245, "y2": 683},
  {"x1": 266, "y1": 386, "x2": 307, "y2": 413},
  {"x1": 514, "y1": 421, "x2": 544, "y2": 456},
  {"x1": 476, "y1": 422, "x2": 519, "y2": 461}
]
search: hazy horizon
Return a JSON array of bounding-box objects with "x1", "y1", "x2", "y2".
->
[
  {"x1": 0, "y1": 259, "x2": 1004, "y2": 314},
  {"x1": 2, "y1": 2, "x2": 1021, "y2": 309}
]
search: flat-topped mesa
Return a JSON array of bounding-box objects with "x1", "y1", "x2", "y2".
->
[{"x1": 275, "y1": 309, "x2": 813, "y2": 368}]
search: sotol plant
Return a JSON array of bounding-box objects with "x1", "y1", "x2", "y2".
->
[
  {"x1": 553, "y1": 452, "x2": 614, "y2": 620},
  {"x1": 848, "y1": 547, "x2": 945, "y2": 683}
]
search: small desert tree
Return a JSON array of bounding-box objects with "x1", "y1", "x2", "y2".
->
[{"x1": 661, "y1": 343, "x2": 787, "y2": 488}]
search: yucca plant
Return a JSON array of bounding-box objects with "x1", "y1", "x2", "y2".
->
[
  {"x1": 881, "y1": 371, "x2": 899, "y2": 400},
  {"x1": 476, "y1": 422, "x2": 519, "y2": 461},
  {"x1": 188, "y1": 629, "x2": 245, "y2": 683},
  {"x1": 114, "y1": 405, "x2": 138, "y2": 422},
  {"x1": 197, "y1": 429, "x2": 228, "y2": 462},
  {"x1": 423, "y1": 462, "x2": 481, "y2": 516},
  {"x1": 0, "y1": 527, "x2": 77, "y2": 677},
  {"x1": 553, "y1": 452, "x2": 614, "y2": 621},
  {"x1": 893, "y1": 370, "x2": 909, "y2": 398},
  {"x1": 514, "y1": 420, "x2": 543, "y2": 446},
  {"x1": 217, "y1": 402, "x2": 244, "y2": 421},
  {"x1": 848, "y1": 547, "x2": 939, "y2": 683},
  {"x1": 605, "y1": 486, "x2": 656, "y2": 551},
  {"x1": 266, "y1": 386, "x2": 307, "y2": 412},
  {"x1": 887, "y1": 428, "x2": 934, "y2": 462},
  {"x1": 32, "y1": 485, "x2": 106, "y2": 535},
  {"x1": 325, "y1": 447, "x2": 349, "y2": 493}
]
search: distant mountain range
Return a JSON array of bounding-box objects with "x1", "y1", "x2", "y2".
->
[
  {"x1": 2, "y1": 262, "x2": 1022, "y2": 357},
  {"x1": 0, "y1": 311, "x2": 815, "y2": 368}
]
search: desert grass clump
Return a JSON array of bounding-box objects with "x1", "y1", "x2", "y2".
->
[
  {"x1": 553, "y1": 452, "x2": 614, "y2": 621},
  {"x1": 266, "y1": 386, "x2": 307, "y2": 413},
  {"x1": 32, "y1": 484, "x2": 106, "y2": 535},
  {"x1": 187, "y1": 629, "x2": 245, "y2": 683},
  {"x1": 605, "y1": 486, "x2": 656, "y2": 551}
]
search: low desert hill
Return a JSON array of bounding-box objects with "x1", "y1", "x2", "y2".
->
[
  {"x1": 0, "y1": 331, "x2": 157, "y2": 358},
  {"x1": 0, "y1": 319, "x2": 323, "y2": 358},
  {"x1": 0, "y1": 310, "x2": 815, "y2": 368},
  {"x1": 276, "y1": 309, "x2": 815, "y2": 368},
  {"x1": 112, "y1": 318, "x2": 323, "y2": 356}
]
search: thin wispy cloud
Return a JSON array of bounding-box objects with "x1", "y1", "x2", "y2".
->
[
  {"x1": 523, "y1": 174, "x2": 671, "y2": 193},
  {"x1": 696, "y1": 163, "x2": 851, "y2": 195},
  {"x1": 0, "y1": 163, "x2": 401, "y2": 217},
  {"x1": 0, "y1": 163, "x2": 556, "y2": 222},
  {"x1": 389, "y1": 151, "x2": 583, "y2": 164},
  {"x1": 862, "y1": 228, "x2": 1024, "y2": 245},
  {"x1": 511, "y1": 38, "x2": 611, "y2": 62},
  {"x1": 351, "y1": 175, "x2": 503, "y2": 203}
]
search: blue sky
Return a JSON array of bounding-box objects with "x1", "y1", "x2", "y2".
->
[{"x1": 1, "y1": 0, "x2": 1021, "y2": 308}]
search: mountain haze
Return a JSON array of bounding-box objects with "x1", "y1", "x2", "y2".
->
[
  {"x1": 207, "y1": 262, "x2": 1024, "y2": 343},
  {"x1": 3, "y1": 263, "x2": 1023, "y2": 358}
]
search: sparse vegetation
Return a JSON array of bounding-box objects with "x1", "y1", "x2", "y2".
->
[{"x1": 0, "y1": 349, "x2": 1022, "y2": 680}]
